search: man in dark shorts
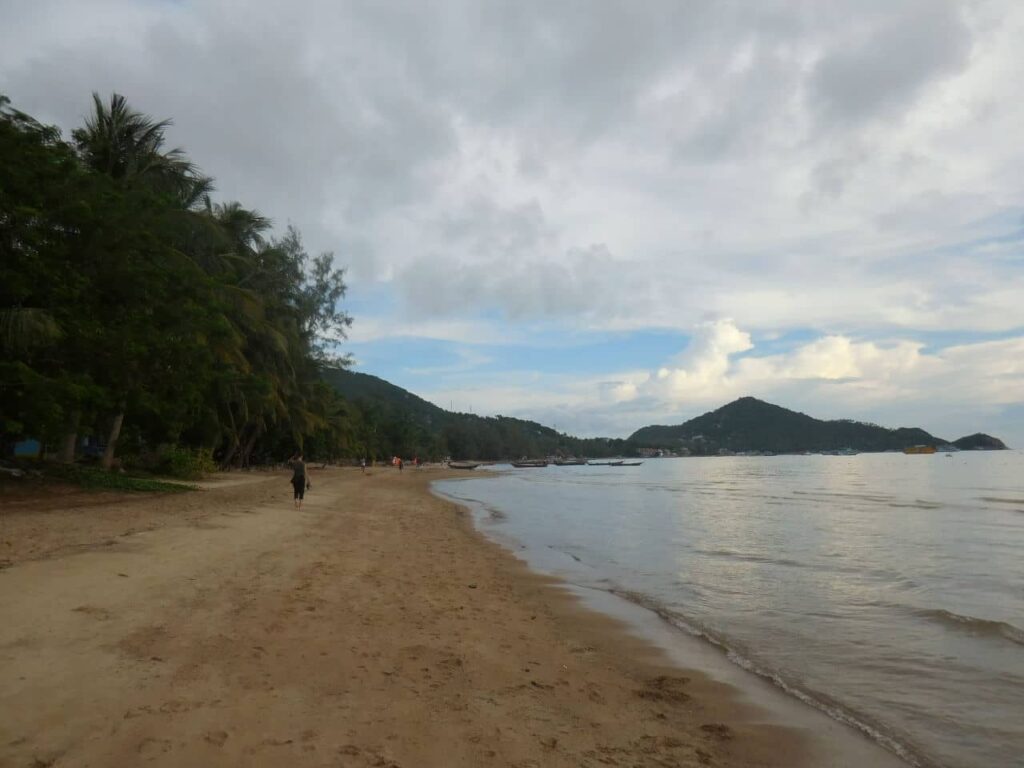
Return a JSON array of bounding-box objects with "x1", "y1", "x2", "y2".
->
[{"x1": 289, "y1": 453, "x2": 309, "y2": 508}]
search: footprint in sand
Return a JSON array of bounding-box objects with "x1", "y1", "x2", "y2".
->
[
  {"x1": 635, "y1": 675, "x2": 691, "y2": 704},
  {"x1": 700, "y1": 723, "x2": 733, "y2": 741},
  {"x1": 203, "y1": 730, "x2": 229, "y2": 747},
  {"x1": 72, "y1": 605, "x2": 112, "y2": 621},
  {"x1": 582, "y1": 682, "x2": 606, "y2": 704},
  {"x1": 137, "y1": 737, "x2": 173, "y2": 756}
]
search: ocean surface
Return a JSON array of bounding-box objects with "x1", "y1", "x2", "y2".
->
[{"x1": 435, "y1": 452, "x2": 1024, "y2": 768}]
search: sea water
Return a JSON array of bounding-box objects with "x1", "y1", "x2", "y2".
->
[{"x1": 435, "y1": 452, "x2": 1024, "y2": 768}]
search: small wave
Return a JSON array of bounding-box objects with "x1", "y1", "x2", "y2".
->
[
  {"x1": 695, "y1": 548, "x2": 806, "y2": 568},
  {"x1": 915, "y1": 608, "x2": 1024, "y2": 647},
  {"x1": 432, "y1": 487, "x2": 507, "y2": 521},
  {"x1": 981, "y1": 496, "x2": 1024, "y2": 505},
  {"x1": 547, "y1": 545, "x2": 581, "y2": 562},
  {"x1": 793, "y1": 490, "x2": 895, "y2": 502}
]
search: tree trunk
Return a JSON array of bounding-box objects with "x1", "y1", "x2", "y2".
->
[
  {"x1": 101, "y1": 403, "x2": 126, "y2": 471},
  {"x1": 239, "y1": 424, "x2": 261, "y2": 468},
  {"x1": 58, "y1": 411, "x2": 81, "y2": 463},
  {"x1": 218, "y1": 438, "x2": 239, "y2": 470},
  {"x1": 222, "y1": 420, "x2": 253, "y2": 469},
  {"x1": 218, "y1": 409, "x2": 245, "y2": 470}
]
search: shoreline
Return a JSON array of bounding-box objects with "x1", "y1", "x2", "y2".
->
[
  {"x1": 1, "y1": 467, "x2": 889, "y2": 766},
  {"x1": 437, "y1": 477, "x2": 913, "y2": 768}
]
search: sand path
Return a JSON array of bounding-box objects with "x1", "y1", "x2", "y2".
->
[{"x1": 1, "y1": 468, "x2": 811, "y2": 768}]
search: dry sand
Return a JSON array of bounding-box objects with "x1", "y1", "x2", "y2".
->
[{"x1": 0, "y1": 467, "x2": 820, "y2": 768}]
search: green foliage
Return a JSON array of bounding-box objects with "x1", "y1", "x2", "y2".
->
[
  {"x1": 1, "y1": 91, "x2": 354, "y2": 468},
  {"x1": 40, "y1": 464, "x2": 193, "y2": 493},
  {"x1": 159, "y1": 446, "x2": 218, "y2": 479}
]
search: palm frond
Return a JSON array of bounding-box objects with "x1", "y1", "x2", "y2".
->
[{"x1": 0, "y1": 307, "x2": 63, "y2": 353}]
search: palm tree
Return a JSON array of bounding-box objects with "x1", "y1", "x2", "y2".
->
[
  {"x1": 213, "y1": 202, "x2": 271, "y2": 254},
  {"x1": 72, "y1": 93, "x2": 214, "y2": 468},
  {"x1": 72, "y1": 92, "x2": 209, "y2": 203},
  {"x1": 0, "y1": 307, "x2": 62, "y2": 353}
]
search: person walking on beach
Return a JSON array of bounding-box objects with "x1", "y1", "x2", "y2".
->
[
  {"x1": 288, "y1": 453, "x2": 310, "y2": 509},
  {"x1": 360, "y1": 457, "x2": 366, "y2": 474}
]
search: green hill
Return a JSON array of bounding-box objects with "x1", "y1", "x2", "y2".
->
[
  {"x1": 322, "y1": 369, "x2": 630, "y2": 461},
  {"x1": 629, "y1": 397, "x2": 946, "y2": 453},
  {"x1": 322, "y1": 368, "x2": 448, "y2": 428},
  {"x1": 951, "y1": 433, "x2": 1008, "y2": 450}
]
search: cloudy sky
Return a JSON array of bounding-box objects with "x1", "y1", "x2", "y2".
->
[{"x1": 4, "y1": 0, "x2": 1023, "y2": 444}]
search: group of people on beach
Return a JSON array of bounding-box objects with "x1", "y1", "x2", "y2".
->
[{"x1": 390, "y1": 455, "x2": 421, "y2": 470}]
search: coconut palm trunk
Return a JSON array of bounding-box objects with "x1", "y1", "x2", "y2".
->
[
  {"x1": 101, "y1": 401, "x2": 126, "y2": 470},
  {"x1": 239, "y1": 424, "x2": 262, "y2": 468},
  {"x1": 58, "y1": 411, "x2": 80, "y2": 463}
]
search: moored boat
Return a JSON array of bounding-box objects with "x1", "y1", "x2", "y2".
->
[
  {"x1": 511, "y1": 460, "x2": 548, "y2": 468},
  {"x1": 553, "y1": 458, "x2": 587, "y2": 466},
  {"x1": 587, "y1": 460, "x2": 623, "y2": 466},
  {"x1": 448, "y1": 461, "x2": 481, "y2": 470},
  {"x1": 903, "y1": 445, "x2": 937, "y2": 455}
]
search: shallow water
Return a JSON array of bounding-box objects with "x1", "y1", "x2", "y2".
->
[{"x1": 435, "y1": 452, "x2": 1024, "y2": 768}]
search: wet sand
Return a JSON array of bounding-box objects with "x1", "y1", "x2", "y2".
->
[{"x1": 1, "y1": 467, "x2": 877, "y2": 767}]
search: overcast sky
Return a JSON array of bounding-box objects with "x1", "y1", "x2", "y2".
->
[{"x1": 3, "y1": 0, "x2": 1023, "y2": 444}]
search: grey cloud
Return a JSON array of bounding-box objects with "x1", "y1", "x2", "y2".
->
[
  {"x1": 808, "y1": 0, "x2": 972, "y2": 125},
  {"x1": 397, "y1": 242, "x2": 622, "y2": 320},
  {"x1": 439, "y1": 198, "x2": 554, "y2": 259},
  {"x1": 807, "y1": 144, "x2": 868, "y2": 200}
]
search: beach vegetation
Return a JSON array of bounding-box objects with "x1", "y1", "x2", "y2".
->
[
  {"x1": 32, "y1": 463, "x2": 194, "y2": 493},
  {"x1": 0, "y1": 92, "x2": 354, "y2": 471}
]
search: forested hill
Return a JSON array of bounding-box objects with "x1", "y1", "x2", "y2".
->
[
  {"x1": 630, "y1": 397, "x2": 949, "y2": 453},
  {"x1": 323, "y1": 369, "x2": 631, "y2": 461},
  {"x1": 952, "y1": 433, "x2": 1008, "y2": 450},
  {"x1": 323, "y1": 369, "x2": 447, "y2": 427}
]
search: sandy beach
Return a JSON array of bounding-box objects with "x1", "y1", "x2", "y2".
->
[{"x1": 2, "y1": 467, "x2": 837, "y2": 768}]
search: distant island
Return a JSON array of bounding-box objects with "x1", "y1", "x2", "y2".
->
[
  {"x1": 950, "y1": 433, "x2": 1008, "y2": 451},
  {"x1": 629, "y1": 397, "x2": 1007, "y2": 455}
]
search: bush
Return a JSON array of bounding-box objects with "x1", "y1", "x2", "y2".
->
[{"x1": 160, "y1": 446, "x2": 217, "y2": 480}]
